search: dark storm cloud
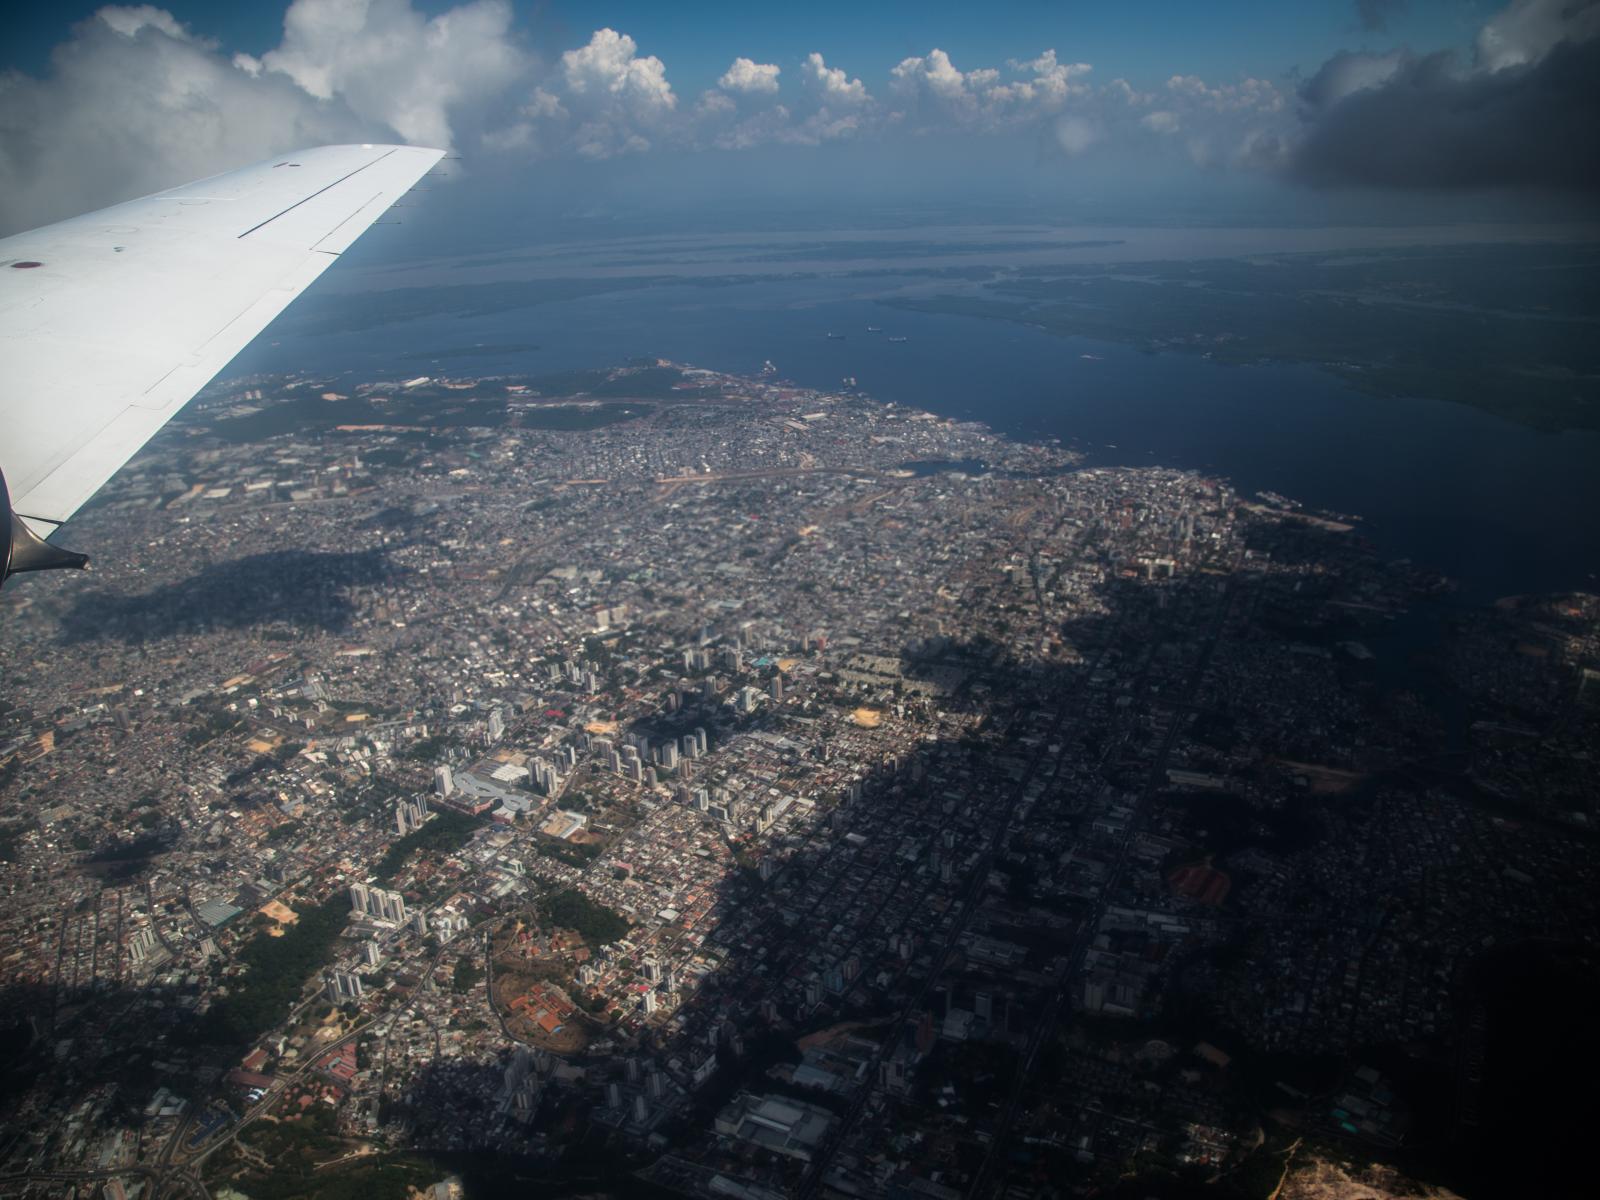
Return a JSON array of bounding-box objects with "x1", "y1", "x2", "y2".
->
[{"x1": 1290, "y1": 34, "x2": 1600, "y2": 193}]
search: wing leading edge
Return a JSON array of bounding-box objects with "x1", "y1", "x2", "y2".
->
[{"x1": 0, "y1": 143, "x2": 443, "y2": 584}]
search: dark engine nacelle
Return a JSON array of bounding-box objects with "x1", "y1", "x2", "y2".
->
[{"x1": 2, "y1": 468, "x2": 89, "y2": 588}]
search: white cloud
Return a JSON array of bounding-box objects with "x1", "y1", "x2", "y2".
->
[
  {"x1": 890, "y1": 46, "x2": 1093, "y2": 130},
  {"x1": 259, "y1": 0, "x2": 523, "y2": 149},
  {"x1": 999, "y1": 49, "x2": 1092, "y2": 107},
  {"x1": 1295, "y1": 50, "x2": 1405, "y2": 109},
  {"x1": 17, "y1": 4, "x2": 1500, "y2": 227},
  {"x1": 1103, "y1": 78, "x2": 1154, "y2": 107},
  {"x1": 684, "y1": 51, "x2": 868, "y2": 149},
  {"x1": 537, "y1": 27, "x2": 678, "y2": 158},
  {"x1": 891, "y1": 48, "x2": 967, "y2": 101},
  {"x1": 561, "y1": 28, "x2": 674, "y2": 111},
  {"x1": 0, "y1": 1, "x2": 526, "y2": 233},
  {"x1": 804, "y1": 52, "x2": 870, "y2": 104},
  {"x1": 96, "y1": 4, "x2": 190, "y2": 40},
  {"x1": 1054, "y1": 115, "x2": 1099, "y2": 155},
  {"x1": 719, "y1": 57, "x2": 780, "y2": 94},
  {"x1": 1166, "y1": 73, "x2": 1283, "y2": 113},
  {"x1": 0, "y1": 8, "x2": 360, "y2": 233},
  {"x1": 1476, "y1": 0, "x2": 1600, "y2": 71}
]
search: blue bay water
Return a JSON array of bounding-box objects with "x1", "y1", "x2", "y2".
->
[{"x1": 230, "y1": 276, "x2": 1600, "y2": 605}]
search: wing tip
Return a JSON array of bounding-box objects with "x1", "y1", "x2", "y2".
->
[{"x1": 305, "y1": 143, "x2": 448, "y2": 157}]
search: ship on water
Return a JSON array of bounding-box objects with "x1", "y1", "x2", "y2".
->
[
  {"x1": 826, "y1": 332, "x2": 846, "y2": 340},
  {"x1": 888, "y1": 336, "x2": 908, "y2": 343},
  {"x1": 866, "y1": 326, "x2": 882, "y2": 332}
]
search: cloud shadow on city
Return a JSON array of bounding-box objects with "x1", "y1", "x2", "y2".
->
[
  {"x1": 435, "y1": 571, "x2": 1177, "y2": 1190},
  {"x1": 54, "y1": 548, "x2": 402, "y2": 645}
]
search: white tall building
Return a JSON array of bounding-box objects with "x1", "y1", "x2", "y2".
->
[{"x1": 325, "y1": 969, "x2": 364, "y2": 1001}]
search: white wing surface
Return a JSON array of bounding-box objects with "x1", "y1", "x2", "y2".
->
[{"x1": 0, "y1": 143, "x2": 443, "y2": 564}]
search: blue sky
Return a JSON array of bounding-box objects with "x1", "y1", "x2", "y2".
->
[
  {"x1": 0, "y1": 2, "x2": 1593, "y2": 234},
  {"x1": 8, "y1": 1, "x2": 1483, "y2": 89}
]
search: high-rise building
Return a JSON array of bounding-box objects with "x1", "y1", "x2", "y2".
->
[
  {"x1": 434, "y1": 765, "x2": 454, "y2": 797},
  {"x1": 325, "y1": 969, "x2": 364, "y2": 1001},
  {"x1": 349, "y1": 882, "x2": 370, "y2": 914}
]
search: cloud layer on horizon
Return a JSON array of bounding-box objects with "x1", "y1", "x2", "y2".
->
[{"x1": 0, "y1": 0, "x2": 1594, "y2": 233}]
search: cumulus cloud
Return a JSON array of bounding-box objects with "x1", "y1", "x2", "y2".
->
[
  {"x1": 1, "y1": 8, "x2": 354, "y2": 232},
  {"x1": 1476, "y1": 0, "x2": 1600, "y2": 69},
  {"x1": 96, "y1": 4, "x2": 187, "y2": 39},
  {"x1": 891, "y1": 48, "x2": 968, "y2": 102},
  {"x1": 719, "y1": 56, "x2": 780, "y2": 94},
  {"x1": 1165, "y1": 73, "x2": 1283, "y2": 113},
  {"x1": 487, "y1": 26, "x2": 680, "y2": 159},
  {"x1": 1000, "y1": 50, "x2": 1093, "y2": 107},
  {"x1": 546, "y1": 27, "x2": 677, "y2": 158},
  {"x1": 1296, "y1": 49, "x2": 1405, "y2": 108},
  {"x1": 1293, "y1": 0, "x2": 1600, "y2": 192},
  {"x1": 12, "y1": 0, "x2": 1580, "y2": 231},
  {"x1": 804, "y1": 52, "x2": 870, "y2": 105},
  {"x1": 561, "y1": 27, "x2": 673, "y2": 110},
  {"x1": 252, "y1": 0, "x2": 522, "y2": 149},
  {"x1": 888, "y1": 46, "x2": 1095, "y2": 134},
  {"x1": 0, "y1": 1, "x2": 524, "y2": 233},
  {"x1": 693, "y1": 54, "x2": 868, "y2": 149}
]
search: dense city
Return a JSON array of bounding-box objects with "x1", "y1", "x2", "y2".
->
[{"x1": 0, "y1": 361, "x2": 1595, "y2": 1200}]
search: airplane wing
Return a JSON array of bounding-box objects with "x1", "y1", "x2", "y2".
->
[{"x1": 0, "y1": 142, "x2": 444, "y2": 584}]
